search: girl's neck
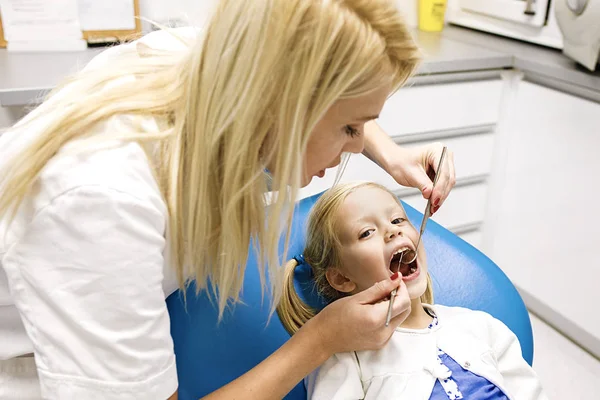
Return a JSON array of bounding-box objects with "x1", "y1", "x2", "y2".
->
[{"x1": 399, "y1": 298, "x2": 433, "y2": 330}]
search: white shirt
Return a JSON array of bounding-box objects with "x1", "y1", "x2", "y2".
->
[
  {"x1": 0, "y1": 29, "x2": 195, "y2": 399},
  {"x1": 306, "y1": 305, "x2": 548, "y2": 400}
]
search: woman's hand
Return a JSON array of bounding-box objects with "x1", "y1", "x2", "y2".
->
[
  {"x1": 384, "y1": 142, "x2": 455, "y2": 214},
  {"x1": 363, "y1": 121, "x2": 456, "y2": 214},
  {"x1": 310, "y1": 273, "x2": 411, "y2": 356}
]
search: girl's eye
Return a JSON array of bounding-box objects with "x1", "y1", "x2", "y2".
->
[
  {"x1": 359, "y1": 229, "x2": 373, "y2": 239},
  {"x1": 392, "y1": 218, "x2": 405, "y2": 224},
  {"x1": 344, "y1": 125, "x2": 360, "y2": 138}
]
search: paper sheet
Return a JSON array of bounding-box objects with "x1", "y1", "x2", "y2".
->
[
  {"x1": 77, "y1": 0, "x2": 136, "y2": 31},
  {"x1": 0, "y1": 0, "x2": 83, "y2": 41}
]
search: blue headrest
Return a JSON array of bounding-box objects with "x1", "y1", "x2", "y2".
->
[{"x1": 167, "y1": 191, "x2": 534, "y2": 399}]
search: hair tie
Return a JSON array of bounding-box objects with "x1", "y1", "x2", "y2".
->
[{"x1": 293, "y1": 254, "x2": 305, "y2": 265}]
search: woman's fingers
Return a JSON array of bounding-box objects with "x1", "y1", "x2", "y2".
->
[
  {"x1": 354, "y1": 273, "x2": 402, "y2": 304},
  {"x1": 431, "y1": 146, "x2": 456, "y2": 214}
]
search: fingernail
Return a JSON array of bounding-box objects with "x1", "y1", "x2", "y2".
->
[
  {"x1": 390, "y1": 271, "x2": 399, "y2": 280},
  {"x1": 434, "y1": 198, "x2": 440, "y2": 207}
]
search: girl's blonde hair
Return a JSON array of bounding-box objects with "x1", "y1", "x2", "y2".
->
[
  {"x1": 278, "y1": 182, "x2": 433, "y2": 335},
  {"x1": 0, "y1": 1, "x2": 420, "y2": 317}
]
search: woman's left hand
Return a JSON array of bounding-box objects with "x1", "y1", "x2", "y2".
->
[
  {"x1": 364, "y1": 122, "x2": 456, "y2": 214},
  {"x1": 384, "y1": 142, "x2": 455, "y2": 214}
]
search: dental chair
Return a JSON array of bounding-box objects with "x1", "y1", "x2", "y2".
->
[{"x1": 167, "y1": 191, "x2": 534, "y2": 400}]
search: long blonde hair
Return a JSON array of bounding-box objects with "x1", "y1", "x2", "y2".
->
[
  {"x1": 0, "y1": 1, "x2": 420, "y2": 317},
  {"x1": 278, "y1": 182, "x2": 433, "y2": 335}
]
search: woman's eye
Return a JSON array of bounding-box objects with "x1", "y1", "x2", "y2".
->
[
  {"x1": 392, "y1": 218, "x2": 405, "y2": 224},
  {"x1": 344, "y1": 125, "x2": 360, "y2": 138},
  {"x1": 359, "y1": 229, "x2": 373, "y2": 239}
]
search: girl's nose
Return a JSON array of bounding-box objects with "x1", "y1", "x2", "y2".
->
[{"x1": 386, "y1": 226, "x2": 402, "y2": 241}]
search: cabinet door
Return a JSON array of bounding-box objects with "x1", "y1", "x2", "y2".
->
[
  {"x1": 379, "y1": 80, "x2": 502, "y2": 137},
  {"x1": 486, "y1": 81, "x2": 600, "y2": 353}
]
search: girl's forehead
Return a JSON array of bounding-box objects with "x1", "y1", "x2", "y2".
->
[
  {"x1": 341, "y1": 187, "x2": 401, "y2": 213},
  {"x1": 337, "y1": 187, "x2": 404, "y2": 228}
]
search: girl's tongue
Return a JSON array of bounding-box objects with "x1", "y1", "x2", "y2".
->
[{"x1": 399, "y1": 262, "x2": 412, "y2": 276}]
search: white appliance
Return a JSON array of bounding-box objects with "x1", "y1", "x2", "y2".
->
[
  {"x1": 555, "y1": 0, "x2": 600, "y2": 71},
  {"x1": 447, "y1": 0, "x2": 564, "y2": 48}
]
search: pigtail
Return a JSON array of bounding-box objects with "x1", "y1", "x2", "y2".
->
[
  {"x1": 277, "y1": 259, "x2": 317, "y2": 335},
  {"x1": 420, "y1": 273, "x2": 434, "y2": 305}
]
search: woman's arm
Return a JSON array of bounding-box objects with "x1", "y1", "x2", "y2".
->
[
  {"x1": 203, "y1": 317, "x2": 330, "y2": 400},
  {"x1": 202, "y1": 275, "x2": 411, "y2": 399},
  {"x1": 362, "y1": 120, "x2": 456, "y2": 213}
]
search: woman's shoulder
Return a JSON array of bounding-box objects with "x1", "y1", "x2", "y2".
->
[{"x1": 0, "y1": 139, "x2": 167, "y2": 249}]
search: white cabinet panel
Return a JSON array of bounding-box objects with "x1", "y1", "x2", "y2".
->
[
  {"x1": 401, "y1": 183, "x2": 487, "y2": 230},
  {"x1": 486, "y1": 81, "x2": 600, "y2": 350},
  {"x1": 458, "y1": 230, "x2": 483, "y2": 249},
  {"x1": 299, "y1": 133, "x2": 495, "y2": 200},
  {"x1": 402, "y1": 133, "x2": 495, "y2": 179},
  {"x1": 379, "y1": 80, "x2": 503, "y2": 137}
]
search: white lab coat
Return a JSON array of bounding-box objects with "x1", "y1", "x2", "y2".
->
[{"x1": 0, "y1": 28, "x2": 197, "y2": 399}]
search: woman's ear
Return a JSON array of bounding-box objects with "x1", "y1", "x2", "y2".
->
[{"x1": 326, "y1": 268, "x2": 356, "y2": 294}]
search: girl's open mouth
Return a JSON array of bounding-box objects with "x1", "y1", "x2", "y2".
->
[{"x1": 390, "y1": 249, "x2": 420, "y2": 281}]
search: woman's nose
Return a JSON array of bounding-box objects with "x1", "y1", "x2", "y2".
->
[{"x1": 344, "y1": 133, "x2": 365, "y2": 155}]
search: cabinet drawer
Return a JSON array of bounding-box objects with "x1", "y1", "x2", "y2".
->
[
  {"x1": 400, "y1": 183, "x2": 487, "y2": 230},
  {"x1": 378, "y1": 80, "x2": 503, "y2": 137},
  {"x1": 400, "y1": 132, "x2": 495, "y2": 180},
  {"x1": 298, "y1": 132, "x2": 495, "y2": 200}
]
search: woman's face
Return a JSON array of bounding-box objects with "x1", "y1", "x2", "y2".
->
[
  {"x1": 300, "y1": 85, "x2": 391, "y2": 187},
  {"x1": 330, "y1": 186, "x2": 429, "y2": 300}
]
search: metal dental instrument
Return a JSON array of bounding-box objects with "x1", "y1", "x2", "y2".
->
[
  {"x1": 404, "y1": 146, "x2": 447, "y2": 265},
  {"x1": 385, "y1": 251, "x2": 403, "y2": 327},
  {"x1": 385, "y1": 146, "x2": 447, "y2": 327}
]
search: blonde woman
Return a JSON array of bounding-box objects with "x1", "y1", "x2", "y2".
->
[
  {"x1": 0, "y1": 1, "x2": 455, "y2": 399},
  {"x1": 278, "y1": 182, "x2": 545, "y2": 399}
]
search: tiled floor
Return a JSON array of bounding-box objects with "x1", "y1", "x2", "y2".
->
[{"x1": 529, "y1": 313, "x2": 600, "y2": 399}]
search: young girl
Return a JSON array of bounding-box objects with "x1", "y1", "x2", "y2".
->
[{"x1": 278, "y1": 182, "x2": 547, "y2": 399}]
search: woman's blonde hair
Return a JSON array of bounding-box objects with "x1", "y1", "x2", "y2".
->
[
  {"x1": 278, "y1": 182, "x2": 433, "y2": 335},
  {"x1": 0, "y1": 1, "x2": 420, "y2": 317}
]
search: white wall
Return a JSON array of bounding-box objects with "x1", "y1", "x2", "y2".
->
[{"x1": 138, "y1": 0, "x2": 218, "y2": 31}]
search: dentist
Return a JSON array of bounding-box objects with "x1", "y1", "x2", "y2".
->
[{"x1": 0, "y1": 0, "x2": 455, "y2": 399}]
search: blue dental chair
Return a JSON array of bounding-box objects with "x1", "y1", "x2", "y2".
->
[{"x1": 167, "y1": 191, "x2": 534, "y2": 400}]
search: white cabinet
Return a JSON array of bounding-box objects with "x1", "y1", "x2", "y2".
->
[
  {"x1": 0, "y1": 106, "x2": 22, "y2": 131},
  {"x1": 484, "y1": 81, "x2": 600, "y2": 352},
  {"x1": 378, "y1": 80, "x2": 503, "y2": 137}
]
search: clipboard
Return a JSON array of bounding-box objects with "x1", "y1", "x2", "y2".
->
[
  {"x1": 82, "y1": 0, "x2": 142, "y2": 45},
  {"x1": 0, "y1": 0, "x2": 142, "y2": 49}
]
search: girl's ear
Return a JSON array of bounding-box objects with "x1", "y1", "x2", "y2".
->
[{"x1": 325, "y1": 268, "x2": 356, "y2": 294}]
